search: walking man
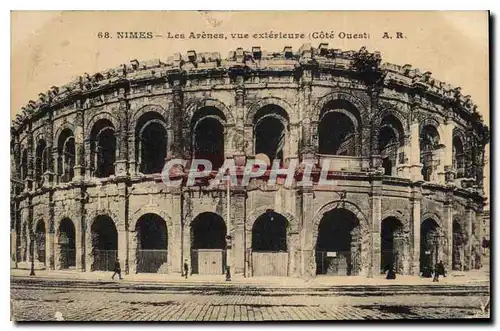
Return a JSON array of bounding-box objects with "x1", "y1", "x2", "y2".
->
[
  {"x1": 112, "y1": 258, "x2": 123, "y2": 280},
  {"x1": 183, "y1": 259, "x2": 189, "y2": 279}
]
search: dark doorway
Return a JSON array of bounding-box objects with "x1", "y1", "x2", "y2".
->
[
  {"x1": 452, "y1": 220, "x2": 464, "y2": 271},
  {"x1": 252, "y1": 212, "x2": 288, "y2": 252},
  {"x1": 253, "y1": 106, "x2": 288, "y2": 166},
  {"x1": 315, "y1": 209, "x2": 360, "y2": 276},
  {"x1": 251, "y1": 211, "x2": 289, "y2": 276},
  {"x1": 91, "y1": 215, "x2": 118, "y2": 271},
  {"x1": 381, "y1": 217, "x2": 404, "y2": 273},
  {"x1": 90, "y1": 120, "x2": 116, "y2": 178},
  {"x1": 190, "y1": 212, "x2": 227, "y2": 275},
  {"x1": 59, "y1": 218, "x2": 76, "y2": 269},
  {"x1": 420, "y1": 218, "x2": 440, "y2": 275},
  {"x1": 137, "y1": 113, "x2": 168, "y2": 174},
  {"x1": 136, "y1": 214, "x2": 168, "y2": 273},
  {"x1": 318, "y1": 112, "x2": 356, "y2": 156},
  {"x1": 35, "y1": 220, "x2": 46, "y2": 264}
]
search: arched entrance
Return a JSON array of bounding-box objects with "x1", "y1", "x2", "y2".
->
[
  {"x1": 191, "y1": 107, "x2": 225, "y2": 170},
  {"x1": 59, "y1": 218, "x2": 76, "y2": 269},
  {"x1": 315, "y1": 209, "x2": 360, "y2": 276},
  {"x1": 35, "y1": 220, "x2": 46, "y2": 265},
  {"x1": 136, "y1": 112, "x2": 168, "y2": 174},
  {"x1": 91, "y1": 215, "x2": 118, "y2": 271},
  {"x1": 251, "y1": 211, "x2": 289, "y2": 276},
  {"x1": 253, "y1": 105, "x2": 289, "y2": 166},
  {"x1": 135, "y1": 214, "x2": 168, "y2": 273},
  {"x1": 380, "y1": 217, "x2": 404, "y2": 273},
  {"x1": 90, "y1": 119, "x2": 116, "y2": 178},
  {"x1": 377, "y1": 115, "x2": 405, "y2": 176},
  {"x1": 420, "y1": 218, "x2": 442, "y2": 276},
  {"x1": 420, "y1": 125, "x2": 441, "y2": 182},
  {"x1": 190, "y1": 212, "x2": 227, "y2": 275},
  {"x1": 452, "y1": 219, "x2": 465, "y2": 271}
]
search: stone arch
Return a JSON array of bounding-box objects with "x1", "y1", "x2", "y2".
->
[
  {"x1": 371, "y1": 106, "x2": 408, "y2": 133},
  {"x1": 86, "y1": 211, "x2": 119, "y2": 271},
  {"x1": 85, "y1": 112, "x2": 119, "y2": 141},
  {"x1": 54, "y1": 122, "x2": 75, "y2": 146},
  {"x1": 312, "y1": 91, "x2": 368, "y2": 125},
  {"x1": 34, "y1": 218, "x2": 46, "y2": 264},
  {"x1": 246, "y1": 205, "x2": 299, "y2": 234},
  {"x1": 312, "y1": 200, "x2": 368, "y2": 234},
  {"x1": 85, "y1": 209, "x2": 120, "y2": 236},
  {"x1": 381, "y1": 210, "x2": 410, "y2": 232},
  {"x1": 129, "y1": 104, "x2": 169, "y2": 132},
  {"x1": 245, "y1": 97, "x2": 295, "y2": 126},
  {"x1": 419, "y1": 118, "x2": 441, "y2": 142},
  {"x1": 421, "y1": 211, "x2": 444, "y2": 229},
  {"x1": 185, "y1": 98, "x2": 234, "y2": 126},
  {"x1": 129, "y1": 207, "x2": 172, "y2": 235}
]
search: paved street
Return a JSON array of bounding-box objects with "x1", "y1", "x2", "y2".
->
[{"x1": 11, "y1": 279, "x2": 489, "y2": 321}]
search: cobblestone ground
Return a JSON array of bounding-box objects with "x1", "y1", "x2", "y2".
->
[{"x1": 11, "y1": 284, "x2": 488, "y2": 321}]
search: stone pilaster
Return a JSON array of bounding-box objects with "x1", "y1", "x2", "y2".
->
[
  {"x1": 410, "y1": 186, "x2": 422, "y2": 275},
  {"x1": 409, "y1": 122, "x2": 423, "y2": 181},
  {"x1": 443, "y1": 194, "x2": 454, "y2": 271},
  {"x1": 464, "y1": 207, "x2": 474, "y2": 271},
  {"x1": 370, "y1": 176, "x2": 382, "y2": 277},
  {"x1": 46, "y1": 200, "x2": 55, "y2": 270},
  {"x1": 232, "y1": 189, "x2": 246, "y2": 275},
  {"x1": 115, "y1": 90, "x2": 129, "y2": 178},
  {"x1": 73, "y1": 107, "x2": 84, "y2": 182},
  {"x1": 301, "y1": 187, "x2": 315, "y2": 279},
  {"x1": 43, "y1": 116, "x2": 54, "y2": 187},
  {"x1": 171, "y1": 76, "x2": 184, "y2": 159}
]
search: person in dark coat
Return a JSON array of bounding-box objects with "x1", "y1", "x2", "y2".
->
[
  {"x1": 386, "y1": 266, "x2": 396, "y2": 280},
  {"x1": 436, "y1": 260, "x2": 446, "y2": 277},
  {"x1": 111, "y1": 258, "x2": 122, "y2": 280},
  {"x1": 183, "y1": 259, "x2": 189, "y2": 279}
]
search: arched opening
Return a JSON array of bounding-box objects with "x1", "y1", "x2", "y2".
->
[
  {"x1": 136, "y1": 112, "x2": 168, "y2": 174},
  {"x1": 35, "y1": 139, "x2": 48, "y2": 187},
  {"x1": 420, "y1": 218, "x2": 441, "y2": 276},
  {"x1": 251, "y1": 211, "x2": 289, "y2": 276},
  {"x1": 380, "y1": 217, "x2": 404, "y2": 273},
  {"x1": 453, "y1": 136, "x2": 465, "y2": 179},
  {"x1": 59, "y1": 218, "x2": 76, "y2": 269},
  {"x1": 190, "y1": 212, "x2": 226, "y2": 275},
  {"x1": 318, "y1": 100, "x2": 360, "y2": 156},
  {"x1": 135, "y1": 213, "x2": 168, "y2": 273},
  {"x1": 452, "y1": 219, "x2": 465, "y2": 271},
  {"x1": 57, "y1": 129, "x2": 75, "y2": 183},
  {"x1": 192, "y1": 107, "x2": 225, "y2": 170},
  {"x1": 315, "y1": 209, "x2": 360, "y2": 276},
  {"x1": 91, "y1": 215, "x2": 118, "y2": 271},
  {"x1": 253, "y1": 105, "x2": 288, "y2": 166},
  {"x1": 420, "y1": 125, "x2": 440, "y2": 182},
  {"x1": 378, "y1": 115, "x2": 404, "y2": 176},
  {"x1": 90, "y1": 119, "x2": 116, "y2": 178},
  {"x1": 35, "y1": 220, "x2": 46, "y2": 264}
]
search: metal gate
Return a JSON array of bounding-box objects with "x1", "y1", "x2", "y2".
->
[
  {"x1": 93, "y1": 249, "x2": 117, "y2": 271},
  {"x1": 251, "y1": 252, "x2": 288, "y2": 276},
  {"x1": 191, "y1": 249, "x2": 226, "y2": 275},
  {"x1": 60, "y1": 248, "x2": 76, "y2": 269},
  {"x1": 136, "y1": 249, "x2": 168, "y2": 273},
  {"x1": 316, "y1": 251, "x2": 359, "y2": 276}
]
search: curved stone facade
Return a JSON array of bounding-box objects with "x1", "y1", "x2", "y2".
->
[{"x1": 10, "y1": 44, "x2": 489, "y2": 278}]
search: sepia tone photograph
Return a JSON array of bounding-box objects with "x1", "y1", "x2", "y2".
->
[{"x1": 9, "y1": 10, "x2": 491, "y2": 321}]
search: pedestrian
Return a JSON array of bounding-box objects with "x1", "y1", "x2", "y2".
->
[
  {"x1": 183, "y1": 259, "x2": 189, "y2": 279},
  {"x1": 436, "y1": 260, "x2": 446, "y2": 277},
  {"x1": 111, "y1": 258, "x2": 123, "y2": 280},
  {"x1": 386, "y1": 266, "x2": 396, "y2": 280}
]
